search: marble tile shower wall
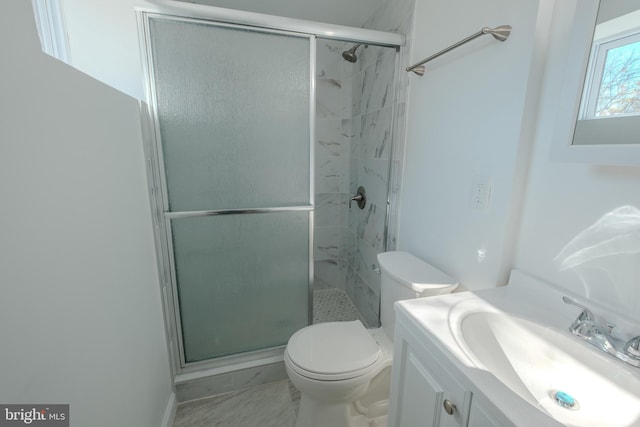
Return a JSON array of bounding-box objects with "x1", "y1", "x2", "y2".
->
[
  {"x1": 364, "y1": 0, "x2": 415, "y2": 252},
  {"x1": 343, "y1": 45, "x2": 397, "y2": 327},
  {"x1": 314, "y1": 37, "x2": 401, "y2": 327},
  {"x1": 314, "y1": 39, "x2": 350, "y2": 293},
  {"x1": 344, "y1": 0, "x2": 415, "y2": 326}
]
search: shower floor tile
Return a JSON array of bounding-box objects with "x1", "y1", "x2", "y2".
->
[
  {"x1": 313, "y1": 288, "x2": 368, "y2": 325},
  {"x1": 173, "y1": 380, "x2": 296, "y2": 427}
]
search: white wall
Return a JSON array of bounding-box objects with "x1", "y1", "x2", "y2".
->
[
  {"x1": 514, "y1": 0, "x2": 640, "y2": 321},
  {"x1": 0, "y1": 2, "x2": 173, "y2": 426},
  {"x1": 597, "y1": 0, "x2": 638, "y2": 23},
  {"x1": 398, "y1": 0, "x2": 553, "y2": 290},
  {"x1": 62, "y1": 0, "x2": 144, "y2": 99},
  {"x1": 52, "y1": 0, "x2": 391, "y2": 101},
  {"x1": 397, "y1": 0, "x2": 640, "y2": 320}
]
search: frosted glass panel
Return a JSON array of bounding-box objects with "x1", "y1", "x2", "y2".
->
[
  {"x1": 149, "y1": 18, "x2": 311, "y2": 212},
  {"x1": 172, "y1": 212, "x2": 310, "y2": 362}
]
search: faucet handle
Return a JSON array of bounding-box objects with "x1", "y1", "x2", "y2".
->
[
  {"x1": 562, "y1": 296, "x2": 595, "y2": 322},
  {"x1": 624, "y1": 336, "x2": 640, "y2": 359}
]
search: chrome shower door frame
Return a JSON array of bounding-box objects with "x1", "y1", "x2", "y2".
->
[{"x1": 138, "y1": 13, "x2": 316, "y2": 372}]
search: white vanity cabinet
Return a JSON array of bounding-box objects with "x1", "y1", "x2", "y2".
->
[
  {"x1": 389, "y1": 335, "x2": 470, "y2": 426},
  {"x1": 387, "y1": 271, "x2": 636, "y2": 427},
  {"x1": 388, "y1": 314, "x2": 512, "y2": 427},
  {"x1": 467, "y1": 402, "x2": 507, "y2": 427}
]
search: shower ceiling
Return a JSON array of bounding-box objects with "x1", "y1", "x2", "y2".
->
[{"x1": 174, "y1": 0, "x2": 389, "y2": 27}]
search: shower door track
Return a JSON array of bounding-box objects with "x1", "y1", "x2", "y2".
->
[
  {"x1": 136, "y1": 0, "x2": 404, "y2": 46},
  {"x1": 136, "y1": 0, "x2": 405, "y2": 380}
]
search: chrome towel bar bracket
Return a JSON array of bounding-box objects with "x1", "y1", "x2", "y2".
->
[{"x1": 406, "y1": 25, "x2": 512, "y2": 76}]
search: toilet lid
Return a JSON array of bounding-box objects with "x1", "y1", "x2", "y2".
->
[{"x1": 286, "y1": 320, "x2": 381, "y2": 377}]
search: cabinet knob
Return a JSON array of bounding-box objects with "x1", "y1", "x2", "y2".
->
[{"x1": 443, "y1": 399, "x2": 457, "y2": 415}]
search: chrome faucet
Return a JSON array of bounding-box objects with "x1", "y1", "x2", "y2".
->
[
  {"x1": 563, "y1": 296, "x2": 640, "y2": 368},
  {"x1": 625, "y1": 336, "x2": 640, "y2": 359}
]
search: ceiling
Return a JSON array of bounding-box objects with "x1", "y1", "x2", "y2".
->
[{"x1": 176, "y1": 0, "x2": 390, "y2": 28}]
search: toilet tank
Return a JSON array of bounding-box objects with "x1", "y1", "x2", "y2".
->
[{"x1": 377, "y1": 251, "x2": 458, "y2": 340}]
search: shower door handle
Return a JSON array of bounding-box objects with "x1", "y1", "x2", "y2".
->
[{"x1": 349, "y1": 186, "x2": 366, "y2": 209}]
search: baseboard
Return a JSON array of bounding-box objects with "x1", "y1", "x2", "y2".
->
[{"x1": 161, "y1": 391, "x2": 177, "y2": 427}]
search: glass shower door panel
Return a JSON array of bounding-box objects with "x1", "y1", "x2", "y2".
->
[
  {"x1": 149, "y1": 17, "x2": 311, "y2": 212},
  {"x1": 146, "y1": 16, "x2": 313, "y2": 364},
  {"x1": 172, "y1": 212, "x2": 310, "y2": 363}
]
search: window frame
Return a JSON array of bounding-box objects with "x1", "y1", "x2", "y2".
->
[{"x1": 579, "y1": 23, "x2": 640, "y2": 120}]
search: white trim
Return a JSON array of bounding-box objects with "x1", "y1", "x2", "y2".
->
[
  {"x1": 160, "y1": 392, "x2": 177, "y2": 427},
  {"x1": 30, "y1": 0, "x2": 70, "y2": 63},
  {"x1": 134, "y1": 0, "x2": 404, "y2": 47}
]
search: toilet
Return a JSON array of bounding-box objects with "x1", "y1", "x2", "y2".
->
[{"x1": 285, "y1": 251, "x2": 458, "y2": 427}]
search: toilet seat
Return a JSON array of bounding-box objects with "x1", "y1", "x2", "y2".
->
[{"x1": 286, "y1": 320, "x2": 382, "y2": 381}]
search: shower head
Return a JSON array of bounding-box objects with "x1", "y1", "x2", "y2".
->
[{"x1": 341, "y1": 44, "x2": 362, "y2": 63}]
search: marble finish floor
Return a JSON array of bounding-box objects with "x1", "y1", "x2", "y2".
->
[
  {"x1": 313, "y1": 288, "x2": 368, "y2": 325},
  {"x1": 173, "y1": 380, "x2": 300, "y2": 427}
]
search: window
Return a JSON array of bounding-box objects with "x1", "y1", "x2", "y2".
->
[{"x1": 580, "y1": 14, "x2": 640, "y2": 120}]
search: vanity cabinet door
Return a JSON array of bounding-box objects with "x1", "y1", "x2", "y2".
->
[
  {"x1": 389, "y1": 340, "x2": 470, "y2": 427},
  {"x1": 468, "y1": 399, "x2": 514, "y2": 427},
  {"x1": 467, "y1": 403, "x2": 501, "y2": 427}
]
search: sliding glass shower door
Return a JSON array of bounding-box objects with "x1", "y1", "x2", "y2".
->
[{"x1": 144, "y1": 16, "x2": 314, "y2": 364}]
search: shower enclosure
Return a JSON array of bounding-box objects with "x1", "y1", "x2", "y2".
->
[{"x1": 137, "y1": 0, "x2": 403, "y2": 374}]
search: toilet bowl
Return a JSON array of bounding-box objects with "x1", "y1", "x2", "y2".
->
[{"x1": 285, "y1": 251, "x2": 458, "y2": 427}]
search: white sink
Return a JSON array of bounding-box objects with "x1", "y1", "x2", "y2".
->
[{"x1": 460, "y1": 311, "x2": 640, "y2": 427}]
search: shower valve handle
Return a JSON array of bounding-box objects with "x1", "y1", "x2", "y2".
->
[{"x1": 349, "y1": 186, "x2": 366, "y2": 209}]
